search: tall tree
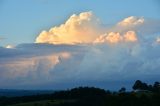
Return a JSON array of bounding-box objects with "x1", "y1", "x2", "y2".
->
[
  {"x1": 153, "y1": 82, "x2": 160, "y2": 92},
  {"x1": 132, "y1": 80, "x2": 148, "y2": 90}
]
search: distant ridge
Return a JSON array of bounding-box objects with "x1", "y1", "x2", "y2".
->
[{"x1": 0, "y1": 89, "x2": 55, "y2": 97}]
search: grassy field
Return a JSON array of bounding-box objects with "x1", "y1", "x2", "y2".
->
[{"x1": 8, "y1": 99, "x2": 76, "y2": 106}]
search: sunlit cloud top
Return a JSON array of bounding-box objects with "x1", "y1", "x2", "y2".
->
[
  {"x1": 35, "y1": 12, "x2": 160, "y2": 45},
  {"x1": 117, "y1": 16, "x2": 144, "y2": 26},
  {"x1": 35, "y1": 11, "x2": 102, "y2": 44}
]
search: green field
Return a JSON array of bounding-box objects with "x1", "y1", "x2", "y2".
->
[{"x1": 8, "y1": 99, "x2": 76, "y2": 106}]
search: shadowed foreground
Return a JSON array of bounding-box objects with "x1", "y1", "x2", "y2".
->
[{"x1": 0, "y1": 80, "x2": 160, "y2": 106}]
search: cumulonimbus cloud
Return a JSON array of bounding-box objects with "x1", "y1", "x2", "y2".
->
[{"x1": 1, "y1": 11, "x2": 160, "y2": 89}]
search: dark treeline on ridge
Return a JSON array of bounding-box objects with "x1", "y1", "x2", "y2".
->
[{"x1": 0, "y1": 80, "x2": 160, "y2": 106}]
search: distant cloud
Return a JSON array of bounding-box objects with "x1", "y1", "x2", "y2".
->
[
  {"x1": 6, "y1": 45, "x2": 15, "y2": 49},
  {"x1": 117, "y1": 16, "x2": 144, "y2": 27},
  {"x1": 0, "y1": 37, "x2": 6, "y2": 41},
  {"x1": 94, "y1": 31, "x2": 137, "y2": 43}
]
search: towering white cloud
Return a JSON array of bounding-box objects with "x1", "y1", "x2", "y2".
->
[
  {"x1": 36, "y1": 11, "x2": 102, "y2": 44},
  {"x1": 35, "y1": 12, "x2": 153, "y2": 45}
]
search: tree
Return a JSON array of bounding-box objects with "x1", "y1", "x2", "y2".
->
[
  {"x1": 133, "y1": 80, "x2": 142, "y2": 90},
  {"x1": 148, "y1": 85, "x2": 153, "y2": 91},
  {"x1": 132, "y1": 80, "x2": 148, "y2": 90},
  {"x1": 153, "y1": 81, "x2": 160, "y2": 92},
  {"x1": 119, "y1": 87, "x2": 126, "y2": 93},
  {"x1": 153, "y1": 82, "x2": 160, "y2": 88}
]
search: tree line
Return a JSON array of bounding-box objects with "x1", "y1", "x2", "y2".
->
[
  {"x1": 0, "y1": 80, "x2": 159, "y2": 106},
  {"x1": 132, "y1": 80, "x2": 160, "y2": 92}
]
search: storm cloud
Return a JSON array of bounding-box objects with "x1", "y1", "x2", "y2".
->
[{"x1": 0, "y1": 12, "x2": 160, "y2": 89}]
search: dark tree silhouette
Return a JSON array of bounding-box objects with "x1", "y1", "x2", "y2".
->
[
  {"x1": 148, "y1": 84, "x2": 153, "y2": 91},
  {"x1": 119, "y1": 87, "x2": 126, "y2": 93},
  {"x1": 132, "y1": 80, "x2": 148, "y2": 90},
  {"x1": 153, "y1": 81, "x2": 160, "y2": 92}
]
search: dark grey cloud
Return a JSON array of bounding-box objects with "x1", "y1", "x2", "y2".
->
[{"x1": 0, "y1": 42, "x2": 160, "y2": 90}]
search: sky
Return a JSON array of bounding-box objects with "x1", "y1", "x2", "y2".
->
[{"x1": 0, "y1": 0, "x2": 160, "y2": 90}]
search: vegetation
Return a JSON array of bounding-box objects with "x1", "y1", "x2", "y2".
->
[{"x1": 0, "y1": 80, "x2": 160, "y2": 106}]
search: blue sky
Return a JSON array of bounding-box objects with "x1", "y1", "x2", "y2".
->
[{"x1": 0, "y1": 0, "x2": 160, "y2": 46}]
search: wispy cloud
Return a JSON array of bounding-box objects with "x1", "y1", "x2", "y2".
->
[{"x1": 0, "y1": 37, "x2": 6, "y2": 41}]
